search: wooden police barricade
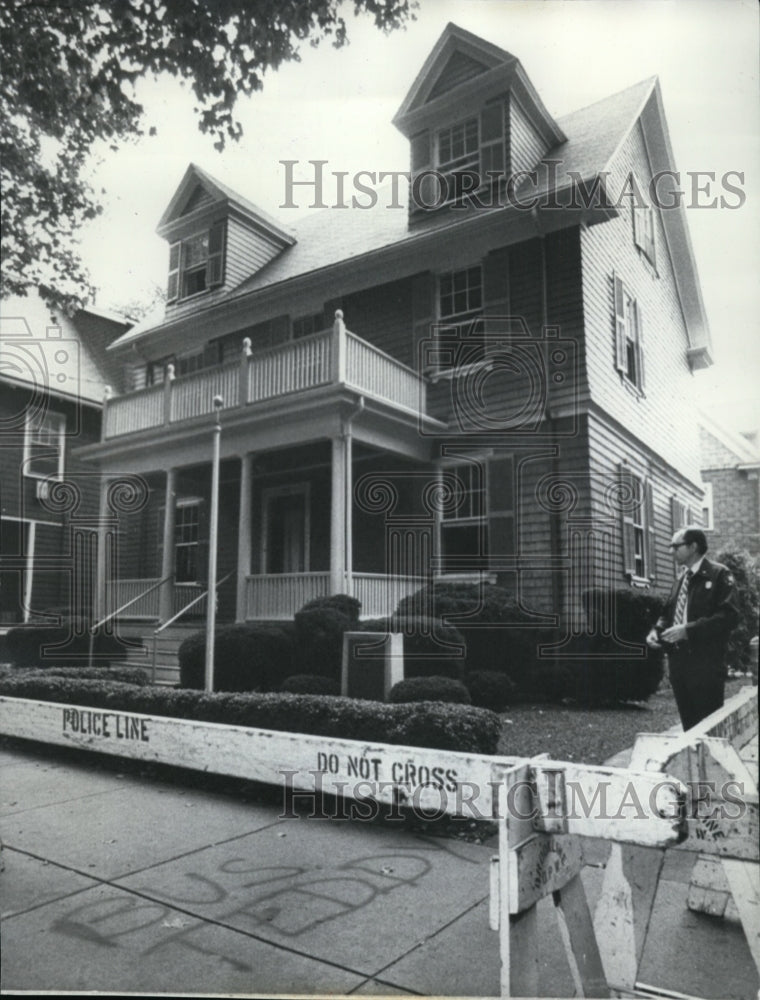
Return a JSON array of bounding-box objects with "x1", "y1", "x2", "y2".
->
[{"x1": 592, "y1": 685, "x2": 759, "y2": 997}]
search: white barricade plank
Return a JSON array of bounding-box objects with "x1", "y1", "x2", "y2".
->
[
  {"x1": 722, "y1": 859, "x2": 760, "y2": 970},
  {"x1": 507, "y1": 833, "x2": 582, "y2": 913},
  {"x1": 552, "y1": 871, "x2": 608, "y2": 998}
]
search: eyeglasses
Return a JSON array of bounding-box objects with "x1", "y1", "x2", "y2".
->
[{"x1": 670, "y1": 542, "x2": 689, "y2": 550}]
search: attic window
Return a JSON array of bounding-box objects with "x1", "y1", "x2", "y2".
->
[
  {"x1": 167, "y1": 220, "x2": 226, "y2": 302},
  {"x1": 432, "y1": 103, "x2": 505, "y2": 205}
]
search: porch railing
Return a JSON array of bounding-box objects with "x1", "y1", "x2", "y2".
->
[
  {"x1": 352, "y1": 573, "x2": 428, "y2": 618},
  {"x1": 102, "y1": 313, "x2": 428, "y2": 439},
  {"x1": 245, "y1": 572, "x2": 332, "y2": 620}
]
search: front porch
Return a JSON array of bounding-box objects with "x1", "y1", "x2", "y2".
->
[{"x1": 102, "y1": 441, "x2": 437, "y2": 628}]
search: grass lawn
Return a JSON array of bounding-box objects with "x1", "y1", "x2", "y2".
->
[{"x1": 496, "y1": 675, "x2": 751, "y2": 765}]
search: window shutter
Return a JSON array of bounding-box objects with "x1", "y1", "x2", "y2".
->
[
  {"x1": 635, "y1": 302, "x2": 645, "y2": 391},
  {"x1": 411, "y1": 272, "x2": 435, "y2": 370},
  {"x1": 613, "y1": 273, "x2": 626, "y2": 373},
  {"x1": 645, "y1": 478, "x2": 656, "y2": 579},
  {"x1": 619, "y1": 463, "x2": 636, "y2": 576},
  {"x1": 207, "y1": 221, "x2": 225, "y2": 288},
  {"x1": 167, "y1": 241, "x2": 181, "y2": 301},
  {"x1": 633, "y1": 201, "x2": 643, "y2": 251},
  {"x1": 670, "y1": 496, "x2": 686, "y2": 531}
]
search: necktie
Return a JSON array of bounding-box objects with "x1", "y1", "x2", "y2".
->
[{"x1": 673, "y1": 569, "x2": 692, "y2": 625}]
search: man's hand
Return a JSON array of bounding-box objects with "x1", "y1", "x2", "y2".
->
[
  {"x1": 661, "y1": 624, "x2": 688, "y2": 644},
  {"x1": 646, "y1": 628, "x2": 662, "y2": 649}
]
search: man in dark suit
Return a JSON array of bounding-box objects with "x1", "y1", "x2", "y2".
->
[{"x1": 646, "y1": 526, "x2": 739, "y2": 730}]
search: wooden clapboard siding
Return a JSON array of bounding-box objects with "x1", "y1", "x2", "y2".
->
[
  {"x1": 224, "y1": 215, "x2": 284, "y2": 289},
  {"x1": 581, "y1": 120, "x2": 701, "y2": 487},
  {"x1": 342, "y1": 277, "x2": 415, "y2": 368},
  {"x1": 509, "y1": 93, "x2": 549, "y2": 175},
  {"x1": 585, "y1": 409, "x2": 703, "y2": 594}
]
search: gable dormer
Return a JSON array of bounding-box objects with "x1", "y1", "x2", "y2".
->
[
  {"x1": 157, "y1": 164, "x2": 295, "y2": 316},
  {"x1": 393, "y1": 23, "x2": 566, "y2": 218}
]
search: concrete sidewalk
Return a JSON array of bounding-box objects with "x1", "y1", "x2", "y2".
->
[{"x1": 1, "y1": 739, "x2": 757, "y2": 998}]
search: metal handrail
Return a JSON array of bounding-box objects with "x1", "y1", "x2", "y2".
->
[
  {"x1": 151, "y1": 570, "x2": 234, "y2": 684},
  {"x1": 90, "y1": 575, "x2": 173, "y2": 633}
]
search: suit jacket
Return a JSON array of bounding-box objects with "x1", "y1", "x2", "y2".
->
[{"x1": 657, "y1": 556, "x2": 739, "y2": 667}]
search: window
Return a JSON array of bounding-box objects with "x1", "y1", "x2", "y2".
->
[
  {"x1": 632, "y1": 177, "x2": 657, "y2": 267},
  {"x1": 613, "y1": 274, "x2": 645, "y2": 393},
  {"x1": 147, "y1": 357, "x2": 175, "y2": 386},
  {"x1": 435, "y1": 104, "x2": 505, "y2": 202},
  {"x1": 440, "y1": 463, "x2": 487, "y2": 572},
  {"x1": 701, "y1": 482, "x2": 714, "y2": 531},
  {"x1": 23, "y1": 410, "x2": 65, "y2": 479},
  {"x1": 174, "y1": 500, "x2": 202, "y2": 583},
  {"x1": 167, "y1": 220, "x2": 225, "y2": 302},
  {"x1": 619, "y1": 464, "x2": 655, "y2": 583},
  {"x1": 292, "y1": 312, "x2": 325, "y2": 339},
  {"x1": 439, "y1": 266, "x2": 483, "y2": 323}
]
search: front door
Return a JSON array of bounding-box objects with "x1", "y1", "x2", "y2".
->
[{"x1": 263, "y1": 486, "x2": 309, "y2": 574}]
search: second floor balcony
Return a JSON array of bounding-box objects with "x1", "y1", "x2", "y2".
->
[{"x1": 102, "y1": 311, "x2": 430, "y2": 440}]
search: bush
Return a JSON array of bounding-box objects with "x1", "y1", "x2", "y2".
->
[
  {"x1": 280, "y1": 674, "x2": 341, "y2": 696},
  {"x1": 388, "y1": 616, "x2": 466, "y2": 680},
  {"x1": 4, "y1": 618, "x2": 128, "y2": 669},
  {"x1": 552, "y1": 588, "x2": 667, "y2": 705},
  {"x1": 298, "y1": 594, "x2": 361, "y2": 624},
  {"x1": 516, "y1": 662, "x2": 574, "y2": 704},
  {"x1": 716, "y1": 547, "x2": 759, "y2": 672},
  {"x1": 179, "y1": 624, "x2": 294, "y2": 692},
  {"x1": 11, "y1": 665, "x2": 151, "y2": 686},
  {"x1": 396, "y1": 583, "x2": 540, "y2": 683},
  {"x1": 293, "y1": 605, "x2": 356, "y2": 680},
  {"x1": 388, "y1": 676, "x2": 471, "y2": 705},
  {"x1": 465, "y1": 670, "x2": 516, "y2": 711},
  {"x1": 0, "y1": 673, "x2": 501, "y2": 755}
]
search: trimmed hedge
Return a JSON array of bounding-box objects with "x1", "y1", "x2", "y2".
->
[
  {"x1": 396, "y1": 583, "x2": 540, "y2": 682},
  {"x1": 293, "y1": 605, "x2": 354, "y2": 680},
  {"x1": 716, "y1": 548, "x2": 759, "y2": 672},
  {"x1": 388, "y1": 676, "x2": 471, "y2": 705},
  {"x1": 552, "y1": 588, "x2": 668, "y2": 705},
  {"x1": 280, "y1": 674, "x2": 341, "y2": 696},
  {"x1": 298, "y1": 594, "x2": 361, "y2": 624},
  {"x1": 10, "y1": 666, "x2": 151, "y2": 686},
  {"x1": 5, "y1": 618, "x2": 129, "y2": 669},
  {"x1": 179, "y1": 624, "x2": 294, "y2": 692},
  {"x1": 388, "y1": 616, "x2": 466, "y2": 680},
  {"x1": 465, "y1": 670, "x2": 517, "y2": 711},
  {"x1": 0, "y1": 673, "x2": 501, "y2": 755}
]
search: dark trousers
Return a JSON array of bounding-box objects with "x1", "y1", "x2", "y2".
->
[{"x1": 667, "y1": 652, "x2": 725, "y2": 731}]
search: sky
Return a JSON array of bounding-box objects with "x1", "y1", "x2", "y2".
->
[{"x1": 79, "y1": 0, "x2": 759, "y2": 436}]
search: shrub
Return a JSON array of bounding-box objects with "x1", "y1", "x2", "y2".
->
[
  {"x1": 293, "y1": 603, "x2": 358, "y2": 679},
  {"x1": 516, "y1": 661, "x2": 574, "y2": 704},
  {"x1": 552, "y1": 588, "x2": 668, "y2": 705},
  {"x1": 0, "y1": 673, "x2": 501, "y2": 755},
  {"x1": 5, "y1": 618, "x2": 128, "y2": 670},
  {"x1": 12, "y1": 665, "x2": 151, "y2": 686},
  {"x1": 388, "y1": 676, "x2": 471, "y2": 705},
  {"x1": 280, "y1": 674, "x2": 341, "y2": 696},
  {"x1": 465, "y1": 670, "x2": 516, "y2": 711},
  {"x1": 298, "y1": 594, "x2": 361, "y2": 624},
  {"x1": 396, "y1": 582, "x2": 540, "y2": 683},
  {"x1": 388, "y1": 615, "x2": 466, "y2": 680},
  {"x1": 178, "y1": 624, "x2": 294, "y2": 692},
  {"x1": 716, "y1": 547, "x2": 759, "y2": 672}
]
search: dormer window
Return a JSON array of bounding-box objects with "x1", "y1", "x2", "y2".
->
[
  {"x1": 438, "y1": 118, "x2": 479, "y2": 178},
  {"x1": 167, "y1": 220, "x2": 226, "y2": 302}
]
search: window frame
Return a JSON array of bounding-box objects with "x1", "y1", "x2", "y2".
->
[
  {"x1": 613, "y1": 273, "x2": 645, "y2": 394},
  {"x1": 620, "y1": 464, "x2": 656, "y2": 585},
  {"x1": 174, "y1": 498, "x2": 203, "y2": 585},
  {"x1": 701, "y1": 482, "x2": 714, "y2": 531},
  {"x1": 23, "y1": 410, "x2": 66, "y2": 481},
  {"x1": 167, "y1": 220, "x2": 226, "y2": 304},
  {"x1": 439, "y1": 461, "x2": 489, "y2": 574}
]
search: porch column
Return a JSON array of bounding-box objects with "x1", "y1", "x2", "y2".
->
[
  {"x1": 344, "y1": 429, "x2": 354, "y2": 596},
  {"x1": 158, "y1": 467, "x2": 177, "y2": 622},
  {"x1": 330, "y1": 436, "x2": 347, "y2": 594},
  {"x1": 236, "y1": 452, "x2": 253, "y2": 621}
]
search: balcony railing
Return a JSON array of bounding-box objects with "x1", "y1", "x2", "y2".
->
[
  {"x1": 102, "y1": 312, "x2": 428, "y2": 439},
  {"x1": 245, "y1": 572, "x2": 427, "y2": 620}
]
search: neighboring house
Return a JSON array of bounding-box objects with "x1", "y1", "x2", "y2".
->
[
  {"x1": 75, "y1": 24, "x2": 713, "y2": 640},
  {"x1": 699, "y1": 410, "x2": 760, "y2": 556},
  {"x1": 0, "y1": 292, "x2": 130, "y2": 629}
]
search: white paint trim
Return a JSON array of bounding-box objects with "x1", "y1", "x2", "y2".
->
[{"x1": 22, "y1": 522, "x2": 35, "y2": 623}]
